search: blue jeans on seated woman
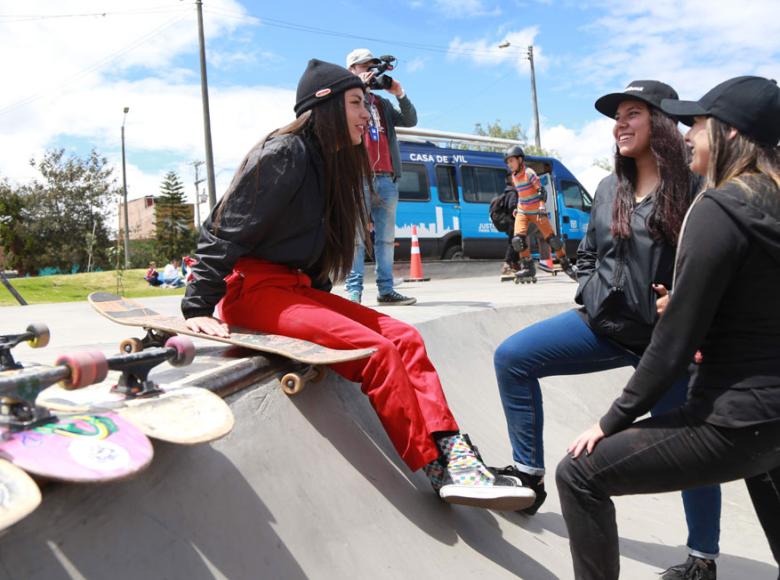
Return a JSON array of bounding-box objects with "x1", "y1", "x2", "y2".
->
[{"x1": 494, "y1": 308, "x2": 722, "y2": 558}]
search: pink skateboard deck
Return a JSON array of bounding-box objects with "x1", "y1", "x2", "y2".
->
[{"x1": 0, "y1": 412, "x2": 153, "y2": 482}]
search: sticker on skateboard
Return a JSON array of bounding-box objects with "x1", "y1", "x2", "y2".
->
[
  {"x1": 38, "y1": 337, "x2": 234, "y2": 445},
  {"x1": 0, "y1": 458, "x2": 41, "y2": 532},
  {"x1": 0, "y1": 334, "x2": 154, "y2": 483},
  {"x1": 88, "y1": 292, "x2": 375, "y2": 395}
]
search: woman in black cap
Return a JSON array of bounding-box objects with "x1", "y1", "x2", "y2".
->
[
  {"x1": 491, "y1": 79, "x2": 722, "y2": 575},
  {"x1": 181, "y1": 58, "x2": 532, "y2": 511},
  {"x1": 558, "y1": 75, "x2": 780, "y2": 580}
]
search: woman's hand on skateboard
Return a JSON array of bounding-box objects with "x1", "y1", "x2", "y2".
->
[
  {"x1": 568, "y1": 422, "x2": 605, "y2": 458},
  {"x1": 185, "y1": 316, "x2": 230, "y2": 338}
]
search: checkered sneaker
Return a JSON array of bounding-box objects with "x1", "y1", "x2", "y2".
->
[
  {"x1": 422, "y1": 456, "x2": 447, "y2": 492},
  {"x1": 436, "y1": 434, "x2": 495, "y2": 487}
]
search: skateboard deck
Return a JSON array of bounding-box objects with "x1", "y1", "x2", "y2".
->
[
  {"x1": 0, "y1": 459, "x2": 41, "y2": 532},
  {"x1": 1, "y1": 407, "x2": 153, "y2": 482},
  {"x1": 88, "y1": 292, "x2": 376, "y2": 395},
  {"x1": 37, "y1": 377, "x2": 234, "y2": 445}
]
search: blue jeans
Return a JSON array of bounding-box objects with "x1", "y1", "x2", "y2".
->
[
  {"x1": 494, "y1": 308, "x2": 721, "y2": 557},
  {"x1": 345, "y1": 174, "x2": 398, "y2": 296}
]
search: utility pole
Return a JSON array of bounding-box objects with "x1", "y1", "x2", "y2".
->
[
  {"x1": 527, "y1": 45, "x2": 542, "y2": 150},
  {"x1": 120, "y1": 106, "x2": 131, "y2": 268},
  {"x1": 191, "y1": 161, "x2": 205, "y2": 227},
  {"x1": 195, "y1": 0, "x2": 217, "y2": 210}
]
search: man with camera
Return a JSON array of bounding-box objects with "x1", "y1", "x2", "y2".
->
[{"x1": 345, "y1": 48, "x2": 418, "y2": 306}]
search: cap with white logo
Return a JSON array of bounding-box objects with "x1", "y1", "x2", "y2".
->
[{"x1": 595, "y1": 80, "x2": 679, "y2": 118}]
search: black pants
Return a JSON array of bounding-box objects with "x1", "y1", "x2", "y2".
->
[{"x1": 555, "y1": 408, "x2": 780, "y2": 580}]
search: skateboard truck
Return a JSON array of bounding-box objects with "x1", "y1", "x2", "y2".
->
[
  {"x1": 0, "y1": 397, "x2": 56, "y2": 435},
  {"x1": 0, "y1": 323, "x2": 50, "y2": 371},
  {"x1": 108, "y1": 336, "x2": 195, "y2": 398}
]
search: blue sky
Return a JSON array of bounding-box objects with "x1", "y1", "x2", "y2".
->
[{"x1": 1, "y1": 0, "x2": 778, "y2": 213}]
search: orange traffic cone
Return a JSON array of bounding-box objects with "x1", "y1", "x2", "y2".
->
[{"x1": 404, "y1": 225, "x2": 430, "y2": 282}]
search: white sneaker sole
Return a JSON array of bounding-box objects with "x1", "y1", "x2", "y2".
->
[{"x1": 439, "y1": 484, "x2": 536, "y2": 511}]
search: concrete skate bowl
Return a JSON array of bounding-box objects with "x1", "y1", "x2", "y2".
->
[{"x1": 0, "y1": 304, "x2": 775, "y2": 580}]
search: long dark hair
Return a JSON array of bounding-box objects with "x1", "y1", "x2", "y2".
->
[
  {"x1": 705, "y1": 117, "x2": 780, "y2": 192},
  {"x1": 612, "y1": 107, "x2": 691, "y2": 244},
  {"x1": 216, "y1": 93, "x2": 372, "y2": 283}
]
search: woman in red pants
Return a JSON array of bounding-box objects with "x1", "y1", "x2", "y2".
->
[{"x1": 182, "y1": 58, "x2": 532, "y2": 511}]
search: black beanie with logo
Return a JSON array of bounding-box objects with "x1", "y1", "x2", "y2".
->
[{"x1": 294, "y1": 59, "x2": 365, "y2": 117}]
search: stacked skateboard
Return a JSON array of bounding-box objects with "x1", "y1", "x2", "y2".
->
[{"x1": 0, "y1": 293, "x2": 374, "y2": 531}]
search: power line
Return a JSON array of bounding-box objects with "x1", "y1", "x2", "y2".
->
[
  {"x1": 202, "y1": 7, "x2": 530, "y2": 59},
  {"x1": 0, "y1": 4, "x2": 187, "y2": 22}
]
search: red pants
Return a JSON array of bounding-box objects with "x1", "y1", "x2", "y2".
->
[{"x1": 218, "y1": 259, "x2": 459, "y2": 471}]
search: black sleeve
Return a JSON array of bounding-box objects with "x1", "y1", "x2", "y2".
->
[
  {"x1": 599, "y1": 194, "x2": 749, "y2": 434},
  {"x1": 181, "y1": 136, "x2": 308, "y2": 318},
  {"x1": 386, "y1": 94, "x2": 418, "y2": 128},
  {"x1": 573, "y1": 179, "x2": 605, "y2": 301}
]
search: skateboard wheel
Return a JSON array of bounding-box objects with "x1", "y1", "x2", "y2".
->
[
  {"x1": 280, "y1": 373, "x2": 304, "y2": 396},
  {"x1": 165, "y1": 336, "x2": 195, "y2": 367},
  {"x1": 120, "y1": 337, "x2": 143, "y2": 354},
  {"x1": 311, "y1": 366, "x2": 327, "y2": 384},
  {"x1": 87, "y1": 351, "x2": 109, "y2": 383},
  {"x1": 56, "y1": 351, "x2": 99, "y2": 389},
  {"x1": 26, "y1": 323, "x2": 50, "y2": 348}
]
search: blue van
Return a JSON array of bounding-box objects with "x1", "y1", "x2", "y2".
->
[{"x1": 392, "y1": 134, "x2": 593, "y2": 260}]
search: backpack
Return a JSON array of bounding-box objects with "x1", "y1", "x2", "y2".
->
[{"x1": 489, "y1": 186, "x2": 517, "y2": 234}]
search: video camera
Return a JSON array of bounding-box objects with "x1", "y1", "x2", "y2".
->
[{"x1": 368, "y1": 55, "x2": 397, "y2": 91}]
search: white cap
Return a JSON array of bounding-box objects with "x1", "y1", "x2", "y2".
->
[{"x1": 346, "y1": 48, "x2": 380, "y2": 69}]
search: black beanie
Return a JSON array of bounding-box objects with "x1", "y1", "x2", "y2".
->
[{"x1": 294, "y1": 59, "x2": 365, "y2": 117}]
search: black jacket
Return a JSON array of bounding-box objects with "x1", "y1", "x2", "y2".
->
[
  {"x1": 574, "y1": 173, "x2": 697, "y2": 352},
  {"x1": 182, "y1": 132, "x2": 330, "y2": 319},
  {"x1": 601, "y1": 175, "x2": 780, "y2": 434}
]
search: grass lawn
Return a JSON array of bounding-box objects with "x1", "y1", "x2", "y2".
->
[{"x1": 0, "y1": 270, "x2": 186, "y2": 306}]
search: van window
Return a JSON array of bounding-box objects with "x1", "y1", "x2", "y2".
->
[
  {"x1": 560, "y1": 180, "x2": 593, "y2": 212},
  {"x1": 398, "y1": 163, "x2": 430, "y2": 202},
  {"x1": 461, "y1": 166, "x2": 506, "y2": 203},
  {"x1": 435, "y1": 165, "x2": 458, "y2": 203}
]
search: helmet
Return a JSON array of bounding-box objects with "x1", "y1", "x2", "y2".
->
[{"x1": 504, "y1": 145, "x2": 525, "y2": 161}]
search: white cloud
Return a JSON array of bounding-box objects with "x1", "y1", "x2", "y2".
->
[
  {"x1": 574, "y1": 0, "x2": 780, "y2": 97},
  {"x1": 0, "y1": 0, "x2": 294, "y2": 208},
  {"x1": 405, "y1": 56, "x2": 427, "y2": 74},
  {"x1": 539, "y1": 117, "x2": 615, "y2": 192},
  {"x1": 448, "y1": 27, "x2": 547, "y2": 75}
]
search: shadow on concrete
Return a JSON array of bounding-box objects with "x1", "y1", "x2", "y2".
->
[
  {"x1": 290, "y1": 375, "x2": 557, "y2": 579},
  {"x1": 0, "y1": 443, "x2": 306, "y2": 580}
]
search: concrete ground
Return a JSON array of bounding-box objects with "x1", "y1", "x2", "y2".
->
[{"x1": 0, "y1": 267, "x2": 775, "y2": 579}]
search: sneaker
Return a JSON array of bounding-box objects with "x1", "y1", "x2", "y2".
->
[
  {"x1": 347, "y1": 291, "x2": 362, "y2": 304},
  {"x1": 490, "y1": 464, "x2": 547, "y2": 515},
  {"x1": 377, "y1": 290, "x2": 416, "y2": 306},
  {"x1": 500, "y1": 263, "x2": 514, "y2": 277},
  {"x1": 660, "y1": 556, "x2": 717, "y2": 580},
  {"x1": 433, "y1": 433, "x2": 536, "y2": 511}
]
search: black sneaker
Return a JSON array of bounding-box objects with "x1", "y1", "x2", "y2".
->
[
  {"x1": 490, "y1": 464, "x2": 547, "y2": 515},
  {"x1": 377, "y1": 290, "x2": 417, "y2": 306},
  {"x1": 660, "y1": 556, "x2": 717, "y2": 580}
]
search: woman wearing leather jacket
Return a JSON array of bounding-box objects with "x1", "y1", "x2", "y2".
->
[
  {"x1": 558, "y1": 75, "x2": 780, "y2": 580},
  {"x1": 181, "y1": 58, "x2": 532, "y2": 511},
  {"x1": 491, "y1": 80, "x2": 722, "y2": 577}
]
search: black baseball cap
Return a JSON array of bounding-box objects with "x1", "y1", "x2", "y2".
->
[
  {"x1": 595, "y1": 80, "x2": 679, "y2": 118},
  {"x1": 660, "y1": 76, "x2": 780, "y2": 147}
]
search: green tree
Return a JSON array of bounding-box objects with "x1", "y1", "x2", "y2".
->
[
  {"x1": 593, "y1": 157, "x2": 613, "y2": 172},
  {"x1": 155, "y1": 171, "x2": 195, "y2": 262},
  {"x1": 0, "y1": 149, "x2": 117, "y2": 275},
  {"x1": 472, "y1": 120, "x2": 559, "y2": 157}
]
